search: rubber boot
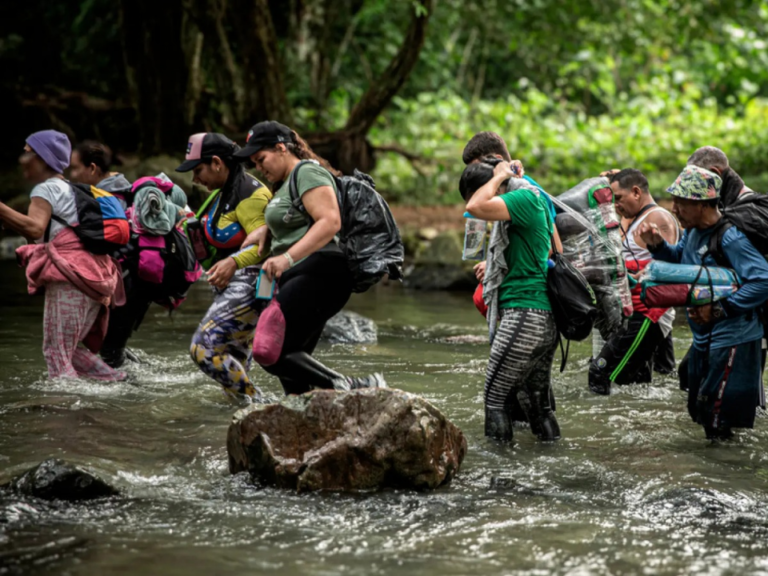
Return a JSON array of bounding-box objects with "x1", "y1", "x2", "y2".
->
[
  {"x1": 588, "y1": 359, "x2": 611, "y2": 395},
  {"x1": 528, "y1": 389, "x2": 560, "y2": 441},
  {"x1": 273, "y1": 351, "x2": 345, "y2": 390},
  {"x1": 485, "y1": 407, "x2": 513, "y2": 442}
]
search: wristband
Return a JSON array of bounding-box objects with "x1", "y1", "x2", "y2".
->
[{"x1": 283, "y1": 252, "x2": 295, "y2": 267}]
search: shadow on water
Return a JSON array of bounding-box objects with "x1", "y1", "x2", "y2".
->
[{"x1": 1, "y1": 261, "x2": 768, "y2": 575}]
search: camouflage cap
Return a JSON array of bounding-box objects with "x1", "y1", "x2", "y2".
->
[{"x1": 666, "y1": 165, "x2": 722, "y2": 201}]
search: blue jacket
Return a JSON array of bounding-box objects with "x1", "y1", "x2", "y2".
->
[{"x1": 651, "y1": 224, "x2": 768, "y2": 350}]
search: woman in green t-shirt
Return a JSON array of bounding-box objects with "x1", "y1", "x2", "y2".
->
[
  {"x1": 464, "y1": 158, "x2": 560, "y2": 443},
  {"x1": 235, "y1": 121, "x2": 384, "y2": 394}
]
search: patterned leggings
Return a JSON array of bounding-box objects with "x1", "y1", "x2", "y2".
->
[
  {"x1": 190, "y1": 267, "x2": 265, "y2": 399},
  {"x1": 484, "y1": 308, "x2": 558, "y2": 439},
  {"x1": 43, "y1": 282, "x2": 126, "y2": 381}
]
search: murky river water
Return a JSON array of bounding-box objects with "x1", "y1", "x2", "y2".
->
[{"x1": 2, "y1": 261, "x2": 768, "y2": 575}]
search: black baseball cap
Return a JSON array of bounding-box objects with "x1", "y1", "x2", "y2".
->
[
  {"x1": 175, "y1": 133, "x2": 240, "y2": 172},
  {"x1": 233, "y1": 121, "x2": 293, "y2": 159}
]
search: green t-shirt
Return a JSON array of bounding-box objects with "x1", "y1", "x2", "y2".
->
[
  {"x1": 264, "y1": 162, "x2": 338, "y2": 256},
  {"x1": 498, "y1": 187, "x2": 553, "y2": 311}
]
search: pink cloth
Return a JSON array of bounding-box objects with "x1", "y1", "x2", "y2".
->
[
  {"x1": 42, "y1": 282, "x2": 126, "y2": 381},
  {"x1": 17, "y1": 227, "x2": 125, "y2": 352}
]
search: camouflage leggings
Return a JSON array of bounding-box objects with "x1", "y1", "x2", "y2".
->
[{"x1": 190, "y1": 267, "x2": 266, "y2": 399}]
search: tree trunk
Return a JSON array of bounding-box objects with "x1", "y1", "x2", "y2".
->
[
  {"x1": 119, "y1": 0, "x2": 191, "y2": 154},
  {"x1": 344, "y1": 0, "x2": 436, "y2": 137},
  {"x1": 186, "y1": 0, "x2": 246, "y2": 127},
  {"x1": 233, "y1": 0, "x2": 293, "y2": 125}
]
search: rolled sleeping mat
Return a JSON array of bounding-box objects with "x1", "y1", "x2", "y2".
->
[
  {"x1": 641, "y1": 282, "x2": 738, "y2": 307},
  {"x1": 640, "y1": 260, "x2": 739, "y2": 286}
]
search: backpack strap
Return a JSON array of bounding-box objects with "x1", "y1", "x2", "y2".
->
[
  {"x1": 706, "y1": 220, "x2": 733, "y2": 268},
  {"x1": 285, "y1": 160, "x2": 318, "y2": 225}
]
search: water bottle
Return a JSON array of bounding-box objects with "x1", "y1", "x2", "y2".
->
[{"x1": 462, "y1": 212, "x2": 488, "y2": 261}]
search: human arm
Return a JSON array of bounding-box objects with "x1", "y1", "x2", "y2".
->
[
  {"x1": 262, "y1": 184, "x2": 341, "y2": 281},
  {"x1": 633, "y1": 210, "x2": 678, "y2": 249},
  {"x1": 635, "y1": 221, "x2": 686, "y2": 263},
  {"x1": 0, "y1": 198, "x2": 52, "y2": 241},
  {"x1": 465, "y1": 161, "x2": 522, "y2": 221},
  {"x1": 716, "y1": 229, "x2": 768, "y2": 317},
  {"x1": 207, "y1": 191, "x2": 270, "y2": 289}
]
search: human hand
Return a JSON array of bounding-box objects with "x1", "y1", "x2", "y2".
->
[
  {"x1": 207, "y1": 257, "x2": 237, "y2": 289},
  {"x1": 474, "y1": 261, "x2": 486, "y2": 282},
  {"x1": 600, "y1": 169, "x2": 620, "y2": 178},
  {"x1": 262, "y1": 253, "x2": 292, "y2": 281},
  {"x1": 241, "y1": 225, "x2": 270, "y2": 256},
  {"x1": 688, "y1": 304, "x2": 713, "y2": 326},
  {"x1": 635, "y1": 221, "x2": 665, "y2": 249},
  {"x1": 492, "y1": 161, "x2": 518, "y2": 181}
]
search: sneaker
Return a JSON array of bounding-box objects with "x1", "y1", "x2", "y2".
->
[{"x1": 333, "y1": 373, "x2": 387, "y2": 391}]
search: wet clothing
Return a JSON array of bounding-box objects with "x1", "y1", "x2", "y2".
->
[
  {"x1": 589, "y1": 312, "x2": 666, "y2": 394},
  {"x1": 190, "y1": 267, "x2": 266, "y2": 398},
  {"x1": 497, "y1": 187, "x2": 553, "y2": 311},
  {"x1": 16, "y1": 228, "x2": 125, "y2": 381},
  {"x1": 197, "y1": 166, "x2": 271, "y2": 269},
  {"x1": 484, "y1": 308, "x2": 559, "y2": 441},
  {"x1": 688, "y1": 338, "x2": 763, "y2": 434},
  {"x1": 264, "y1": 162, "x2": 339, "y2": 256},
  {"x1": 259, "y1": 248, "x2": 354, "y2": 395},
  {"x1": 651, "y1": 221, "x2": 768, "y2": 436},
  {"x1": 30, "y1": 178, "x2": 77, "y2": 242},
  {"x1": 43, "y1": 282, "x2": 126, "y2": 381}
]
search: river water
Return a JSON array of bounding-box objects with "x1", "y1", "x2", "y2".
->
[{"x1": 1, "y1": 262, "x2": 768, "y2": 576}]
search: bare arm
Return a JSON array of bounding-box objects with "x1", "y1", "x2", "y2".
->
[
  {"x1": 0, "y1": 198, "x2": 52, "y2": 241},
  {"x1": 633, "y1": 210, "x2": 678, "y2": 249},
  {"x1": 466, "y1": 162, "x2": 518, "y2": 221}
]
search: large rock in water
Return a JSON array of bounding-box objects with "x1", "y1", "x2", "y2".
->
[
  {"x1": 2, "y1": 459, "x2": 119, "y2": 501},
  {"x1": 321, "y1": 311, "x2": 378, "y2": 344},
  {"x1": 228, "y1": 388, "x2": 467, "y2": 492}
]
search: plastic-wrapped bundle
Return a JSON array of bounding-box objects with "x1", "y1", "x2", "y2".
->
[
  {"x1": 641, "y1": 282, "x2": 738, "y2": 307},
  {"x1": 551, "y1": 178, "x2": 633, "y2": 340},
  {"x1": 639, "y1": 260, "x2": 739, "y2": 286}
]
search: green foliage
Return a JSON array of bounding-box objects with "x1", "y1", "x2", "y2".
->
[{"x1": 369, "y1": 87, "x2": 768, "y2": 204}]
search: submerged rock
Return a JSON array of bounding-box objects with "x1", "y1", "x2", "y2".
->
[
  {"x1": 2, "y1": 459, "x2": 119, "y2": 501},
  {"x1": 228, "y1": 388, "x2": 467, "y2": 492},
  {"x1": 321, "y1": 311, "x2": 378, "y2": 344}
]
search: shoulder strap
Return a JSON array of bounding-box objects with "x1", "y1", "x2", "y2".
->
[
  {"x1": 285, "y1": 160, "x2": 322, "y2": 225},
  {"x1": 195, "y1": 188, "x2": 220, "y2": 219},
  {"x1": 706, "y1": 220, "x2": 733, "y2": 268}
]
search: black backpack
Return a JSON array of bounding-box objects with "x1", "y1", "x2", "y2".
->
[
  {"x1": 288, "y1": 161, "x2": 404, "y2": 293},
  {"x1": 706, "y1": 191, "x2": 768, "y2": 327}
]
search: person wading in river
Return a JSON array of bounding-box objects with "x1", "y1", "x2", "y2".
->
[
  {"x1": 588, "y1": 169, "x2": 680, "y2": 395},
  {"x1": 637, "y1": 165, "x2": 768, "y2": 440},
  {"x1": 177, "y1": 133, "x2": 272, "y2": 401},
  {"x1": 3, "y1": 130, "x2": 126, "y2": 381},
  {"x1": 238, "y1": 120, "x2": 384, "y2": 394},
  {"x1": 462, "y1": 158, "x2": 560, "y2": 442}
]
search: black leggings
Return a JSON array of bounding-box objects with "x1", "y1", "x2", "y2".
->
[
  {"x1": 261, "y1": 249, "x2": 353, "y2": 394},
  {"x1": 100, "y1": 276, "x2": 152, "y2": 368}
]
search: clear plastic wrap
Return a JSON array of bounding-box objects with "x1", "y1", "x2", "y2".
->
[
  {"x1": 552, "y1": 177, "x2": 633, "y2": 341},
  {"x1": 463, "y1": 216, "x2": 488, "y2": 261}
]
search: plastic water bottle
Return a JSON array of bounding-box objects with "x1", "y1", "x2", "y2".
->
[{"x1": 462, "y1": 212, "x2": 488, "y2": 261}]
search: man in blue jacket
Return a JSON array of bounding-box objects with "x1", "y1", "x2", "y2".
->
[{"x1": 637, "y1": 165, "x2": 768, "y2": 440}]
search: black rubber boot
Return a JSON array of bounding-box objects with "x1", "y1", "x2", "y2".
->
[
  {"x1": 528, "y1": 390, "x2": 561, "y2": 441},
  {"x1": 485, "y1": 407, "x2": 513, "y2": 442},
  {"x1": 264, "y1": 352, "x2": 344, "y2": 394},
  {"x1": 588, "y1": 360, "x2": 611, "y2": 395}
]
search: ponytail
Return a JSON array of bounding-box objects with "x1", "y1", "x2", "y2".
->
[{"x1": 284, "y1": 131, "x2": 341, "y2": 177}]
